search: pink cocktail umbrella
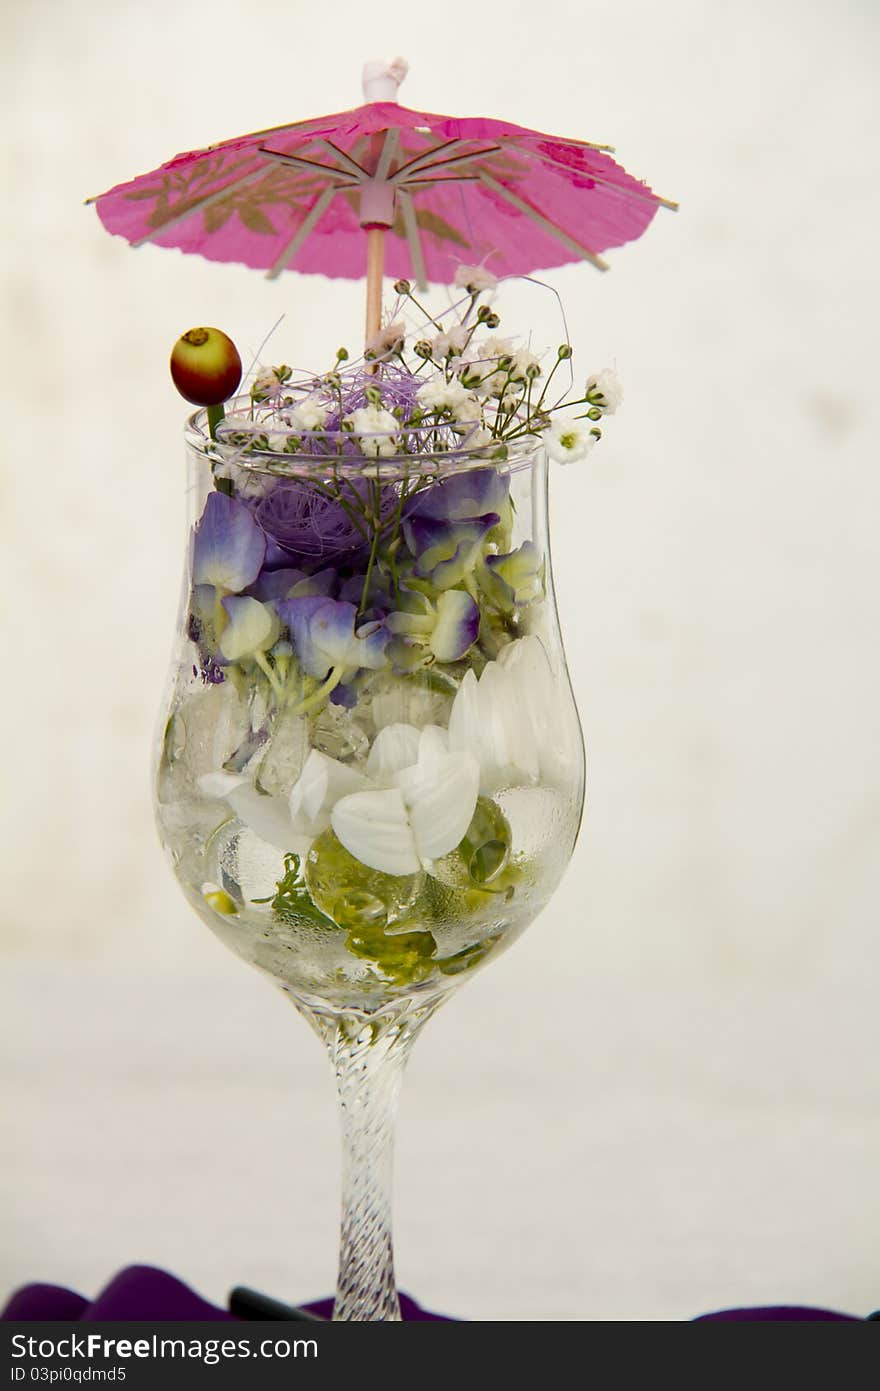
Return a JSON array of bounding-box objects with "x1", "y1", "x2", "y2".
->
[{"x1": 89, "y1": 58, "x2": 675, "y2": 343}]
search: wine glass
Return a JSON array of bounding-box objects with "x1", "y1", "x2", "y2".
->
[{"x1": 154, "y1": 409, "x2": 585, "y2": 1320}]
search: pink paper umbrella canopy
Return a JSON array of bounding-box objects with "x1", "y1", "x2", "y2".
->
[{"x1": 90, "y1": 60, "x2": 674, "y2": 282}]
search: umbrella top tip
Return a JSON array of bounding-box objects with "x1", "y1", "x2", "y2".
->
[{"x1": 362, "y1": 56, "x2": 409, "y2": 104}]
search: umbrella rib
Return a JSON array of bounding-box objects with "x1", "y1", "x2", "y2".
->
[
  {"x1": 266, "y1": 184, "x2": 337, "y2": 280},
  {"x1": 374, "y1": 128, "x2": 401, "y2": 182},
  {"x1": 582, "y1": 171, "x2": 679, "y2": 212},
  {"x1": 391, "y1": 137, "x2": 468, "y2": 180},
  {"x1": 510, "y1": 140, "x2": 679, "y2": 210},
  {"x1": 397, "y1": 190, "x2": 429, "y2": 292},
  {"x1": 314, "y1": 138, "x2": 370, "y2": 179},
  {"x1": 401, "y1": 174, "x2": 481, "y2": 187},
  {"x1": 129, "y1": 165, "x2": 273, "y2": 247},
  {"x1": 476, "y1": 170, "x2": 609, "y2": 271},
  {"x1": 392, "y1": 144, "x2": 502, "y2": 183},
  {"x1": 258, "y1": 147, "x2": 358, "y2": 184}
]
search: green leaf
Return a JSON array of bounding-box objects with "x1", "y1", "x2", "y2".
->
[
  {"x1": 238, "y1": 204, "x2": 277, "y2": 236},
  {"x1": 204, "y1": 202, "x2": 234, "y2": 234},
  {"x1": 414, "y1": 208, "x2": 470, "y2": 249},
  {"x1": 254, "y1": 853, "x2": 336, "y2": 930}
]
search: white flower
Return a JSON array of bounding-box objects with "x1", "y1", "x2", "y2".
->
[
  {"x1": 509, "y1": 348, "x2": 542, "y2": 382},
  {"x1": 212, "y1": 459, "x2": 274, "y2": 499},
  {"x1": 448, "y1": 394, "x2": 490, "y2": 441},
  {"x1": 448, "y1": 665, "x2": 535, "y2": 792},
  {"x1": 545, "y1": 414, "x2": 597, "y2": 465},
  {"x1": 415, "y1": 377, "x2": 473, "y2": 414},
  {"x1": 458, "y1": 424, "x2": 493, "y2": 448},
  {"x1": 444, "y1": 637, "x2": 569, "y2": 790},
  {"x1": 458, "y1": 337, "x2": 523, "y2": 397},
  {"x1": 289, "y1": 750, "x2": 368, "y2": 837},
  {"x1": 197, "y1": 770, "x2": 304, "y2": 854},
  {"x1": 450, "y1": 394, "x2": 482, "y2": 423},
  {"x1": 365, "y1": 320, "x2": 406, "y2": 359},
  {"x1": 251, "y1": 369, "x2": 286, "y2": 401},
  {"x1": 454, "y1": 264, "x2": 498, "y2": 293},
  {"x1": 218, "y1": 597, "x2": 280, "y2": 663},
  {"x1": 586, "y1": 368, "x2": 623, "y2": 415},
  {"x1": 431, "y1": 325, "x2": 470, "y2": 358},
  {"x1": 289, "y1": 396, "x2": 329, "y2": 431},
  {"x1": 447, "y1": 635, "x2": 570, "y2": 792},
  {"x1": 461, "y1": 334, "x2": 512, "y2": 369},
  {"x1": 365, "y1": 723, "x2": 422, "y2": 782},
  {"x1": 344, "y1": 404, "x2": 400, "y2": 458},
  {"x1": 331, "y1": 725, "x2": 479, "y2": 874},
  {"x1": 475, "y1": 335, "x2": 515, "y2": 360},
  {"x1": 195, "y1": 641, "x2": 574, "y2": 874}
]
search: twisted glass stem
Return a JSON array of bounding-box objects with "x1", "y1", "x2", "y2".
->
[{"x1": 302, "y1": 1000, "x2": 438, "y2": 1321}]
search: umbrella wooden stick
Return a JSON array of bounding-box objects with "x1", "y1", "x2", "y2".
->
[{"x1": 365, "y1": 226, "x2": 386, "y2": 348}]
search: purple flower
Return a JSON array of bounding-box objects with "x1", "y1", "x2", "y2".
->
[
  {"x1": 403, "y1": 514, "x2": 498, "y2": 589},
  {"x1": 330, "y1": 682, "x2": 360, "y2": 708},
  {"x1": 406, "y1": 467, "x2": 509, "y2": 524},
  {"x1": 261, "y1": 535, "x2": 299, "y2": 571},
  {"x1": 338, "y1": 571, "x2": 394, "y2": 619},
  {"x1": 249, "y1": 566, "x2": 337, "y2": 602},
  {"x1": 192, "y1": 492, "x2": 266, "y2": 593},
  {"x1": 276, "y1": 597, "x2": 389, "y2": 680},
  {"x1": 386, "y1": 587, "x2": 480, "y2": 663},
  {"x1": 481, "y1": 541, "x2": 545, "y2": 609}
]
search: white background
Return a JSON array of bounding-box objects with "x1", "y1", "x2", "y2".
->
[{"x1": 2, "y1": 0, "x2": 878, "y2": 1320}]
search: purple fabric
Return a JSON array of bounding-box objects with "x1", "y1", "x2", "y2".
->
[
  {"x1": 696, "y1": 1305, "x2": 860, "y2": 1322},
  {"x1": 1, "y1": 1267, "x2": 866, "y2": 1322},
  {"x1": 1, "y1": 1267, "x2": 444, "y2": 1322}
]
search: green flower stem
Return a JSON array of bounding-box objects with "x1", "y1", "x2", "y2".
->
[
  {"x1": 206, "y1": 402, "x2": 225, "y2": 439},
  {"x1": 254, "y1": 650, "x2": 285, "y2": 701},
  {"x1": 206, "y1": 405, "x2": 234, "y2": 495},
  {"x1": 384, "y1": 476, "x2": 412, "y2": 602},
  {"x1": 309, "y1": 478, "x2": 370, "y2": 542},
  {"x1": 288, "y1": 665, "x2": 345, "y2": 717},
  {"x1": 358, "y1": 481, "x2": 383, "y2": 617},
  {"x1": 459, "y1": 290, "x2": 479, "y2": 328},
  {"x1": 534, "y1": 359, "x2": 565, "y2": 412},
  {"x1": 401, "y1": 286, "x2": 443, "y2": 330},
  {"x1": 212, "y1": 588, "x2": 229, "y2": 640}
]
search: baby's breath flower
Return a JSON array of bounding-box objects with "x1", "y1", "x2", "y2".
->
[
  {"x1": 509, "y1": 349, "x2": 542, "y2": 382},
  {"x1": 344, "y1": 404, "x2": 400, "y2": 458},
  {"x1": 468, "y1": 336, "x2": 515, "y2": 362},
  {"x1": 288, "y1": 396, "x2": 328, "y2": 431},
  {"x1": 365, "y1": 320, "x2": 406, "y2": 360},
  {"x1": 545, "y1": 415, "x2": 597, "y2": 465},
  {"x1": 450, "y1": 395, "x2": 484, "y2": 425},
  {"x1": 454, "y1": 264, "x2": 498, "y2": 294},
  {"x1": 213, "y1": 459, "x2": 275, "y2": 499},
  {"x1": 586, "y1": 368, "x2": 623, "y2": 414},
  {"x1": 251, "y1": 368, "x2": 287, "y2": 402},
  {"x1": 431, "y1": 325, "x2": 470, "y2": 359},
  {"x1": 416, "y1": 378, "x2": 473, "y2": 414}
]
